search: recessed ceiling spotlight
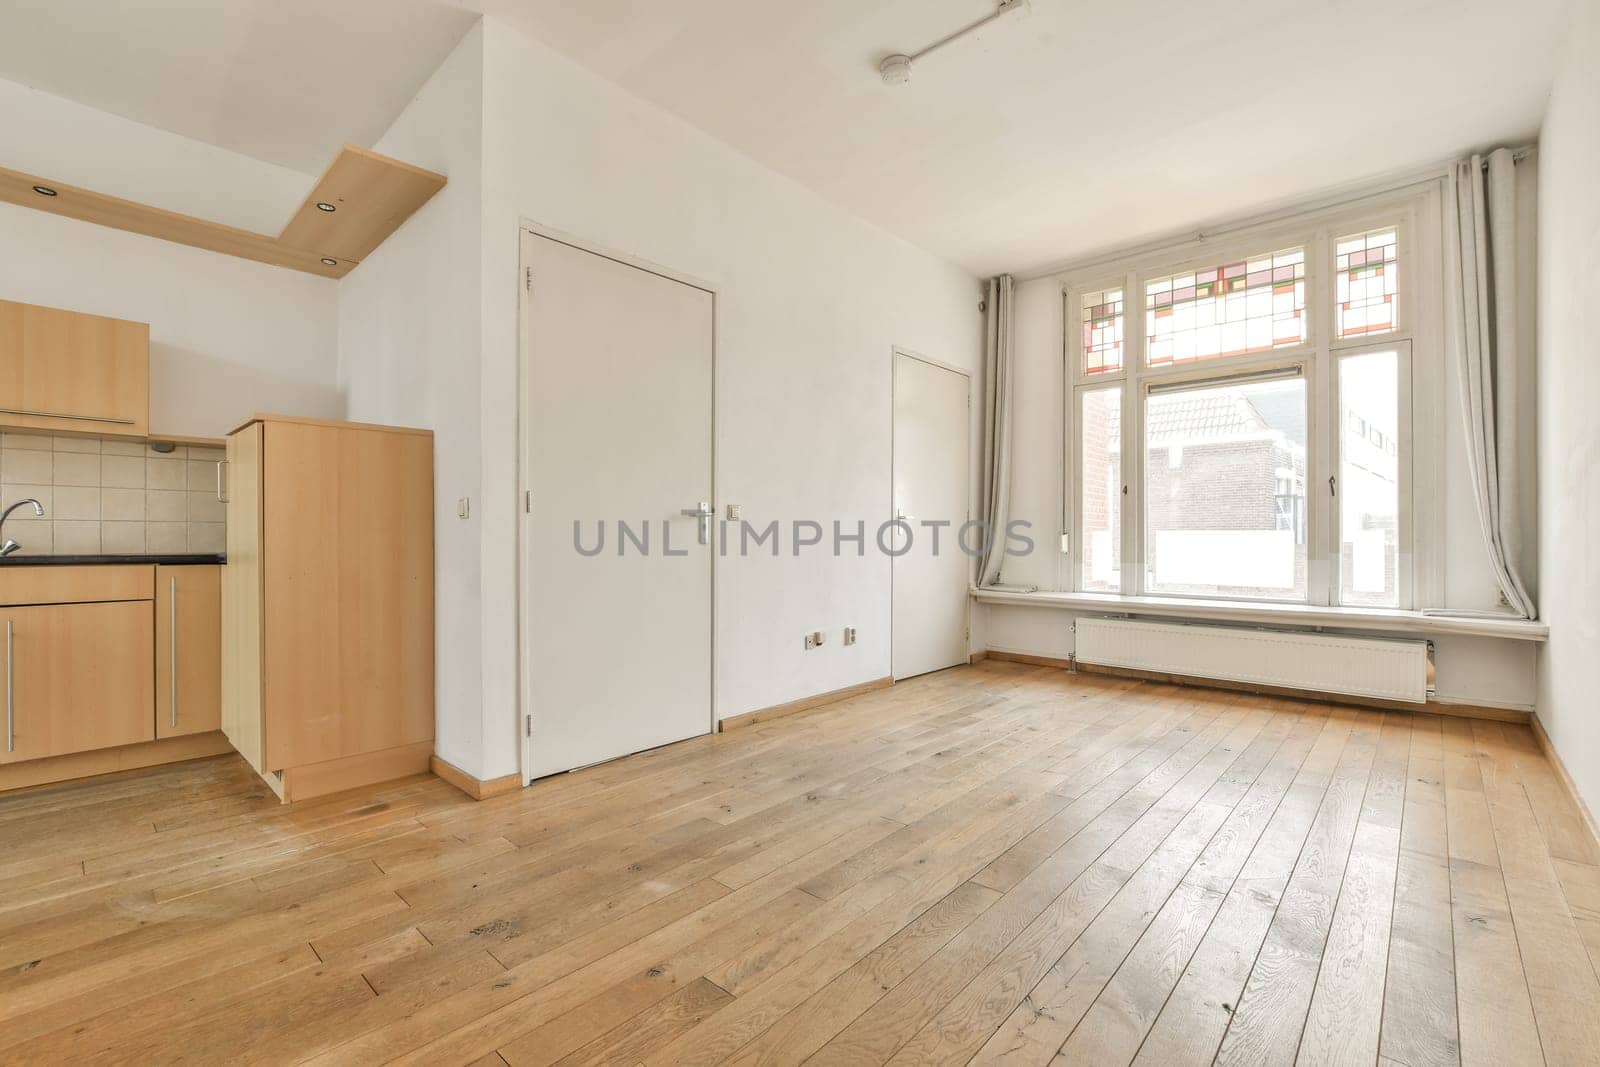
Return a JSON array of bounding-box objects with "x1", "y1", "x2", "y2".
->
[
  {"x1": 32, "y1": 185, "x2": 58, "y2": 197},
  {"x1": 316, "y1": 201, "x2": 337, "y2": 213},
  {"x1": 321, "y1": 257, "x2": 338, "y2": 266},
  {"x1": 878, "y1": 0, "x2": 1029, "y2": 87}
]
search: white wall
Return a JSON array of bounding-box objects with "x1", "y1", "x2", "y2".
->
[
  {"x1": 0, "y1": 80, "x2": 341, "y2": 438},
  {"x1": 337, "y1": 20, "x2": 983, "y2": 781},
  {"x1": 983, "y1": 180, "x2": 1544, "y2": 710},
  {"x1": 337, "y1": 24, "x2": 486, "y2": 778},
  {"x1": 1535, "y1": 0, "x2": 1600, "y2": 818}
]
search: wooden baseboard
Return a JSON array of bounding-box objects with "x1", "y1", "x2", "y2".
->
[
  {"x1": 720, "y1": 676, "x2": 894, "y2": 732},
  {"x1": 978, "y1": 649, "x2": 1530, "y2": 724},
  {"x1": 430, "y1": 755, "x2": 521, "y2": 801},
  {"x1": 980, "y1": 649, "x2": 1073, "y2": 669},
  {"x1": 1531, "y1": 714, "x2": 1600, "y2": 854},
  {"x1": 0, "y1": 731, "x2": 234, "y2": 795},
  {"x1": 275, "y1": 739, "x2": 433, "y2": 804}
]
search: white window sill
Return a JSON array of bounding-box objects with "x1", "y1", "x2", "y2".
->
[{"x1": 970, "y1": 587, "x2": 1549, "y2": 642}]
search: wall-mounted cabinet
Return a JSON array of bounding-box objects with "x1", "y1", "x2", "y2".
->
[
  {"x1": 0, "y1": 299, "x2": 149, "y2": 437},
  {"x1": 156, "y1": 564, "x2": 221, "y2": 739}
]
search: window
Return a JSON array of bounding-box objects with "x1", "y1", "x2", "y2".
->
[
  {"x1": 1335, "y1": 228, "x2": 1398, "y2": 338},
  {"x1": 1079, "y1": 387, "x2": 1121, "y2": 591},
  {"x1": 1143, "y1": 371, "x2": 1307, "y2": 601},
  {"x1": 1069, "y1": 208, "x2": 1418, "y2": 608},
  {"x1": 1145, "y1": 248, "x2": 1306, "y2": 368},
  {"x1": 1081, "y1": 288, "x2": 1124, "y2": 374},
  {"x1": 1338, "y1": 349, "x2": 1402, "y2": 606}
]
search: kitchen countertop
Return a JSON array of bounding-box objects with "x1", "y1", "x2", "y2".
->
[{"x1": 0, "y1": 554, "x2": 225, "y2": 566}]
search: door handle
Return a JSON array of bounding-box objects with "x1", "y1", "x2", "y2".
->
[
  {"x1": 6, "y1": 620, "x2": 13, "y2": 754},
  {"x1": 169, "y1": 576, "x2": 178, "y2": 729},
  {"x1": 680, "y1": 502, "x2": 713, "y2": 545}
]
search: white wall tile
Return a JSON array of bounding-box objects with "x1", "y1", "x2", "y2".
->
[
  {"x1": 101, "y1": 488, "x2": 144, "y2": 521},
  {"x1": 7, "y1": 519, "x2": 52, "y2": 555},
  {"x1": 101, "y1": 456, "x2": 145, "y2": 488},
  {"x1": 146, "y1": 522, "x2": 186, "y2": 553},
  {"x1": 146, "y1": 457, "x2": 185, "y2": 490},
  {"x1": 52, "y1": 485, "x2": 100, "y2": 520},
  {"x1": 187, "y1": 491, "x2": 225, "y2": 523},
  {"x1": 54, "y1": 520, "x2": 101, "y2": 554},
  {"x1": 2, "y1": 432, "x2": 56, "y2": 451},
  {"x1": 2, "y1": 449, "x2": 54, "y2": 484},
  {"x1": 52, "y1": 452, "x2": 101, "y2": 487},
  {"x1": 100, "y1": 439, "x2": 145, "y2": 457},
  {"x1": 146, "y1": 490, "x2": 186, "y2": 522},
  {"x1": 101, "y1": 522, "x2": 147, "y2": 554},
  {"x1": 0, "y1": 485, "x2": 51, "y2": 512},
  {"x1": 188, "y1": 523, "x2": 226, "y2": 554},
  {"x1": 52, "y1": 436, "x2": 100, "y2": 454}
]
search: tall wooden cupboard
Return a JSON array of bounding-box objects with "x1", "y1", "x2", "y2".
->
[{"x1": 221, "y1": 415, "x2": 434, "y2": 802}]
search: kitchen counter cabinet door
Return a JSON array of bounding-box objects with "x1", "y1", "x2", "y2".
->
[
  {"x1": 0, "y1": 601, "x2": 155, "y2": 764},
  {"x1": 157, "y1": 564, "x2": 221, "y2": 738}
]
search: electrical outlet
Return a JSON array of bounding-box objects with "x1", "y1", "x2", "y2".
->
[
  {"x1": 804, "y1": 632, "x2": 817, "y2": 650},
  {"x1": 843, "y1": 626, "x2": 856, "y2": 646}
]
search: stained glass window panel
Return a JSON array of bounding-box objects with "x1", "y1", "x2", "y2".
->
[
  {"x1": 1081, "y1": 288, "x2": 1124, "y2": 374},
  {"x1": 1335, "y1": 228, "x2": 1398, "y2": 338},
  {"x1": 1145, "y1": 248, "x2": 1306, "y2": 367}
]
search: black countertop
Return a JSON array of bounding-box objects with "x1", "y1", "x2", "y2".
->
[{"x1": 0, "y1": 554, "x2": 225, "y2": 567}]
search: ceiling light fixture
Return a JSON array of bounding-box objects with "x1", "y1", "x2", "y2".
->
[
  {"x1": 316, "y1": 201, "x2": 337, "y2": 213},
  {"x1": 32, "y1": 185, "x2": 58, "y2": 197},
  {"x1": 321, "y1": 257, "x2": 338, "y2": 266},
  {"x1": 878, "y1": 0, "x2": 1029, "y2": 86}
]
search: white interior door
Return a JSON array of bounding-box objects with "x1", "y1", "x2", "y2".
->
[
  {"x1": 521, "y1": 231, "x2": 714, "y2": 780},
  {"x1": 892, "y1": 351, "x2": 971, "y2": 681}
]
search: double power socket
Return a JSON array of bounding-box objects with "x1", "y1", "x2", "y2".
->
[{"x1": 805, "y1": 626, "x2": 857, "y2": 651}]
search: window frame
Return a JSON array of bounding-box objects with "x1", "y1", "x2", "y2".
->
[{"x1": 1061, "y1": 186, "x2": 1437, "y2": 609}]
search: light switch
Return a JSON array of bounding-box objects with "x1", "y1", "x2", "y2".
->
[
  {"x1": 726, "y1": 504, "x2": 742, "y2": 521},
  {"x1": 457, "y1": 497, "x2": 471, "y2": 519}
]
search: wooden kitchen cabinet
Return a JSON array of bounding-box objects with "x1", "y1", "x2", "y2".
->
[
  {"x1": 223, "y1": 415, "x2": 434, "y2": 802},
  {"x1": 0, "y1": 299, "x2": 149, "y2": 436},
  {"x1": 0, "y1": 600, "x2": 155, "y2": 764},
  {"x1": 157, "y1": 564, "x2": 221, "y2": 739}
]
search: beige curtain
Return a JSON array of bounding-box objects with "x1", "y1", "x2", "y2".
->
[
  {"x1": 978, "y1": 275, "x2": 1014, "y2": 587},
  {"x1": 1439, "y1": 147, "x2": 1536, "y2": 618}
]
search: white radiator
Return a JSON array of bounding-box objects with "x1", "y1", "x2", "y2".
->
[{"x1": 1073, "y1": 617, "x2": 1430, "y2": 704}]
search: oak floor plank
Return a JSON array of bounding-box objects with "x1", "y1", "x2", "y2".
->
[{"x1": 2, "y1": 663, "x2": 1596, "y2": 1066}]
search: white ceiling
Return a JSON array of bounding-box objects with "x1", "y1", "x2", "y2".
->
[
  {"x1": 476, "y1": 0, "x2": 1568, "y2": 275},
  {"x1": 0, "y1": 0, "x2": 478, "y2": 176},
  {"x1": 0, "y1": 0, "x2": 1569, "y2": 275}
]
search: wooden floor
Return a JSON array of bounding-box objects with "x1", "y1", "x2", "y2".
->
[{"x1": 3, "y1": 662, "x2": 1600, "y2": 1065}]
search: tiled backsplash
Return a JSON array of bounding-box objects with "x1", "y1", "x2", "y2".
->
[{"x1": 0, "y1": 431, "x2": 226, "y2": 556}]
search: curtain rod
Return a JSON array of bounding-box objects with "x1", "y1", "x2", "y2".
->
[{"x1": 1014, "y1": 143, "x2": 1537, "y2": 283}]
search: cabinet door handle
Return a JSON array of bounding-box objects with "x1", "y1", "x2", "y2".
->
[
  {"x1": 216, "y1": 461, "x2": 228, "y2": 503},
  {"x1": 169, "y1": 577, "x2": 178, "y2": 729},
  {"x1": 0, "y1": 406, "x2": 136, "y2": 426},
  {"x1": 6, "y1": 620, "x2": 13, "y2": 754}
]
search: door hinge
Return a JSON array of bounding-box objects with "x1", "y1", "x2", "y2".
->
[
  {"x1": 524, "y1": 267, "x2": 533, "y2": 292},
  {"x1": 525, "y1": 714, "x2": 532, "y2": 738},
  {"x1": 523, "y1": 489, "x2": 532, "y2": 513}
]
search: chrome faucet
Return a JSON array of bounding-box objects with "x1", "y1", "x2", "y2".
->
[{"x1": 0, "y1": 498, "x2": 45, "y2": 557}]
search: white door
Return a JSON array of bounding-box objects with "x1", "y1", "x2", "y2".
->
[
  {"x1": 520, "y1": 231, "x2": 714, "y2": 780},
  {"x1": 892, "y1": 351, "x2": 971, "y2": 680}
]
